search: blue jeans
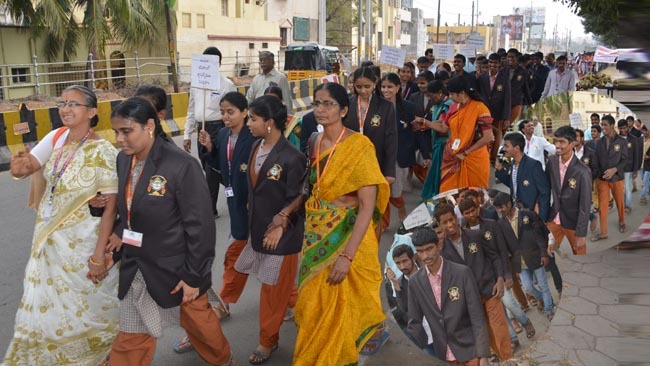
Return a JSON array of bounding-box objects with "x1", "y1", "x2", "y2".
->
[
  {"x1": 502, "y1": 288, "x2": 531, "y2": 341},
  {"x1": 641, "y1": 171, "x2": 650, "y2": 199},
  {"x1": 624, "y1": 172, "x2": 633, "y2": 208},
  {"x1": 519, "y1": 266, "x2": 554, "y2": 313}
]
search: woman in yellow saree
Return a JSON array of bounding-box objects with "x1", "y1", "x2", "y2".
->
[
  {"x1": 293, "y1": 83, "x2": 389, "y2": 366},
  {"x1": 439, "y1": 76, "x2": 494, "y2": 192}
]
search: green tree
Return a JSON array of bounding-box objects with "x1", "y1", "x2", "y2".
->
[
  {"x1": 556, "y1": 0, "x2": 650, "y2": 48},
  {"x1": 0, "y1": 0, "x2": 164, "y2": 62}
]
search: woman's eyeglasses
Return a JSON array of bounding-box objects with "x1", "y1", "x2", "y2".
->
[
  {"x1": 311, "y1": 100, "x2": 339, "y2": 108},
  {"x1": 56, "y1": 101, "x2": 89, "y2": 109}
]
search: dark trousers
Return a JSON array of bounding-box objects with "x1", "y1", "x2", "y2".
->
[
  {"x1": 546, "y1": 255, "x2": 563, "y2": 294},
  {"x1": 198, "y1": 120, "x2": 224, "y2": 215}
]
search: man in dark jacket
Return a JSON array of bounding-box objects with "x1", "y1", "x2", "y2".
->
[
  {"x1": 479, "y1": 53, "x2": 511, "y2": 164},
  {"x1": 617, "y1": 119, "x2": 641, "y2": 214}
]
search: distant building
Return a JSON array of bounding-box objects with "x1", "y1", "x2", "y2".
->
[{"x1": 400, "y1": 0, "x2": 426, "y2": 59}]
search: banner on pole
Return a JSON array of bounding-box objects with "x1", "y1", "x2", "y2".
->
[{"x1": 433, "y1": 44, "x2": 456, "y2": 60}]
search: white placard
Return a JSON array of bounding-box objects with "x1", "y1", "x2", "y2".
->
[
  {"x1": 459, "y1": 45, "x2": 476, "y2": 58},
  {"x1": 569, "y1": 113, "x2": 583, "y2": 129},
  {"x1": 433, "y1": 44, "x2": 456, "y2": 61},
  {"x1": 379, "y1": 46, "x2": 407, "y2": 68},
  {"x1": 402, "y1": 202, "x2": 433, "y2": 230},
  {"x1": 466, "y1": 34, "x2": 485, "y2": 49},
  {"x1": 191, "y1": 54, "x2": 221, "y2": 91}
]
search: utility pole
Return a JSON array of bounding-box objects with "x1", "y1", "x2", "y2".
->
[
  {"x1": 319, "y1": 0, "x2": 326, "y2": 45},
  {"x1": 436, "y1": 0, "x2": 441, "y2": 43},
  {"x1": 366, "y1": 0, "x2": 372, "y2": 60},
  {"x1": 471, "y1": 1, "x2": 474, "y2": 32},
  {"x1": 458, "y1": 13, "x2": 460, "y2": 27},
  {"x1": 358, "y1": 0, "x2": 363, "y2": 65},
  {"x1": 164, "y1": 0, "x2": 179, "y2": 92}
]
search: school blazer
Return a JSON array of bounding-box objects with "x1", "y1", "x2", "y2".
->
[
  {"x1": 623, "y1": 134, "x2": 641, "y2": 173},
  {"x1": 299, "y1": 111, "x2": 318, "y2": 155},
  {"x1": 248, "y1": 136, "x2": 307, "y2": 255},
  {"x1": 593, "y1": 134, "x2": 628, "y2": 182},
  {"x1": 396, "y1": 100, "x2": 424, "y2": 167},
  {"x1": 210, "y1": 126, "x2": 256, "y2": 240},
  {"x1": 530, "y1": 64, "x2": 550, "y2": 103},
  {"x1": 470, "y1": 218, "x2": 509, "y2": 280},
  {"x1": 497, "y1": 209, "x2": 548, "y2": 273},
  {"x1": 408, "y1": 92, "x2": 432, "y2": 118},
  {"x1": 546, "y1": 154, "x2": 592, "y2": 237},
  {"x1": 577, "y1": 145, "x2": 596, "y2": 179},
  {"x1": 441, "y1": 229, "x2": 499, "y2": 299},
  {"x1": 114, "y1": 137, "x2": 215, "y2": 308},
  {"x1": 402, "y1": 81, "x2": 419, "y2": 101},
  {"x1": 478, "y1": 70, "x2": 512, "y2": 121},
  {"x1": 509, "y1": 66, "x2": 531, "y2": 106},
  {"x1": 406, "y1": 260, "x2": 490, "y2": 362},
  {"x1": 495, "y1": 154, "x2": 551, "y2": 222},
  {"x1": 345, "y1": 94, "x2": 398, "y2": 178}
]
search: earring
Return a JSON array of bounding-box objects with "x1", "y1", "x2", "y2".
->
[
  {"x1": 267, "y1": 125, "x2": 272, "y2": 134},
  {"x1": 149, "y1": 129, "x2": 154, "y2": 139}
]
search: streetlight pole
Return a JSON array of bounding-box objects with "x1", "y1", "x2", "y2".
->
[
  {"x1": 436, "y1": 0, "x2": 441, "y2": 43},
  {"x1": 358, "y1": 0, "x2": 363, "y2": 64},
  {"x1": 164, "y1": 0, "x2": 179, "y2": 92},
  {"x1": 319, "y1": 0, "x2": 326, "y2": 45}
]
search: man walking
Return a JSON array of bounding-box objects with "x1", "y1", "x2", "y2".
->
[
  {"x1": 541, "y1": 55, "x2": 576, "y2": 99},
  {"x1": 246, "y1": 51, "x2": 293, "y2": 112}
]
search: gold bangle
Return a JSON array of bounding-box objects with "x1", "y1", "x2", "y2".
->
[
  {"x1": 278, "y1": 211, "x2": 290, "y2": 218},
  {"x1": 339, "y1": 253, "x2": 353, "y2": 262},
  {"x1": 88, "y1": 256, "x2": 103, "y2": 266},
  {"x1": 11, "y1": 173, "x2": 26, "y2": 180}
]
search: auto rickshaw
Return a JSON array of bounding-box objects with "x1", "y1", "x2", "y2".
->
[{"x1": 284, "y1": 43, "x2": 342, "y2": 81}]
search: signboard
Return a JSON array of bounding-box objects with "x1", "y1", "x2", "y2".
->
[
  {"x1": 514, "y1": 7, "x2": 546, "y2": 24},
  {"x1": 459, "y1": 45, "x2": 476, "y2": 58},
  {"x1": 433, "y1": 44, "x2": 456, "y2": 60},
  {"x1": 501, "y1": 15, "x2": 524, "y2": 41},
  {"x1": 402, "y1": 203, "x2": 432, "y2": 230},
  {"x1": 594, "y1": 45, "x2": 618, "y2": 64},
  {"x1": 569, "y1": 113, "x2": 584, "y2": 129},
  {"x1": 530, "y1": 24, "x2": 544, "y2": 39},
  {"x1": 379, "y1": 45, "x2": 407, "y2": 68},
  {"x1": 321, "y1": 74, "x2": 340, "y2": 84},
  {"x1": 191, "y1": 54, "x2": 221, "y2": 90},
  {"x1": 466, "y1": 34, "x2": 485, "y2": 49}
]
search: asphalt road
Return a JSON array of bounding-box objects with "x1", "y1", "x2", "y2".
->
[{"x1": 2, "y1": 117, "x2": 649, "y2": 365}]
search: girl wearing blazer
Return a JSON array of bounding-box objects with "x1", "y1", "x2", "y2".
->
[
  {"x1": 108, "y1": 98, "x2": 234, "y2": 365},
  {"x1": 234, "y1": 95, "x2": 307, "y2": 364}
]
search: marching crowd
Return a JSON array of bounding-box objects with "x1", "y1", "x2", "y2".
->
[{"x1": 4, "y1": 43, "x2": 646, "y2": 366}]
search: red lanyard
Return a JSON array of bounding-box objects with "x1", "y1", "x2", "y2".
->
[
  {"x1": 125, "y1": 155, "x2": 145, "y2": 229},
  {"x1": 46, "y1": 129, "x2": 92, "y2": 205},
  {"x1": 357, "y1": 95, "x2": 371, "y2": 134},
  {"x1": 315, "y1": 127, "x2": 346, "y2": 195}
]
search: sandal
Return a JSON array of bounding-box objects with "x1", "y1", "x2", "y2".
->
[
  {"x1": 213, "y1": 296, "x2": 231, "y2": 320},
  {"x1": 523, "y1": 321, "x2": 536, "y2": 339},
  {"x1": 222, "y1": 355, "x2": 237, "y2": 366},
  {"x1": 511, "y1": 318, "x2": 522, "y2": 334},
  {"x1": 283, "y1": 308, "x2": 295, "y2": 322},
  {"x1": 359, "y1": 328, "x2": 390, "y2": 356},
  {"x1": 248, "y1": 344, "x2": 278, "y2": 365},
  {"x1": 172, "y1": 336, "x2": 194, "y2": 354},
  {"x1": 591, "y1": 234, "x2": 608, "y2": 241},
  {"x1": 619, "y1": 223, "x2": 627, "y2": 233}
]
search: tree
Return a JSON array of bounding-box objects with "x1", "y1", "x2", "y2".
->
[
  {"x1": 326, "y1": 0, "x2": 377, "y2": 54},
  {"x1": 1, "y1": 0, "x2": 164, "y2": 88},
  {"x1": 555, "y1": 0, "x2": 650, "y2": 48}
]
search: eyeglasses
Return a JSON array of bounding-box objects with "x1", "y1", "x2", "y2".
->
[
  {"x1": 311, "y1": 100, "x2": 339, "y2": 108},
  {"x1": 56, "y1": 101, "x2": 89, "y2": 109}
]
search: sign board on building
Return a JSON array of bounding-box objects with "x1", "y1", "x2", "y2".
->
[
  {"x1": 191, "y1": 54, "x2": 221, "y2": 91},
  {"x1": 379, "y1": 46, "x2": 407, "y2": 68},
  {"x1": 530, "y1": 24, "x2": 544, "y2": 40},
  {"x1": 501, "y1": 15, "x2": 524, "y2": 41},
  {"x1": 433, "y1": 44, "x2": 456, "y2": 60},
  {"x1": 514, "y1": 7, "x2": 546, "y2": 24}
]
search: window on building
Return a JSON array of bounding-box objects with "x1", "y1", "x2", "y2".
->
[
  {"x1": 377, "y1": 32, "x2": 383, "y2": 49},
  {"x1": 245, "y1": 0, "x2": 250, "y2": 3},
  {"x1": 262, "y1": 42, "x2": 268, "y2": 49},
  {"x1": 388, "y1": 26, "x2": 393, "y2": 39},
  {"x1": 249, "y1": 43, "x2": 255, "y2": 49},
  {"x1": 221, "y1": 0, "x2": 228, "y2": 16},
  {"x1": 11, "y1": 67, "x2": 29, "y2": 83},
  {"x1": 280, "y1": 28, "x2": 288, "y2": 47},
  {"x1": 378, "y1": 0, "x2": 383, "y2": 13},
  {"x1": 197, "y1": 14, "x2": 205, "y2": 28},
  {"x1": 182, "y1": 12, "x2": 191, "y2": 28},
  {"x1": 293, "y1": 17, "x2": 310, "y2": 41}
]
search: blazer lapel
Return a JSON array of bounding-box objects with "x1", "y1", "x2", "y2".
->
[
  {"x1": 418, "y1": 270, "x2": 443, "y2": 315},
  {"x1": 443, "y1": 237, "x2": 465, "y2": 264},
  {"x1": 254, "y1": 136, "x2": 287, "y2": 191},
  {"x1": 248, "y1": 139, "x2": 261, "y2": 189},
  {"x1": 232, "y1": 127, "x2": 252, "y2": 164},
  {"x1": 440, "y1": 260, "x2": 452, "y2": 310},
  {"x1": 131, "y1": 138, "x2": 161, "y2": 207},
  {"x1": 461, "y1": 231, "x2": 472, "y2": 266}
]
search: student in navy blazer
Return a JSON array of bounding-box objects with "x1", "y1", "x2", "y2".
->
[{"x1": 495, "y1": 132, "x2": 551, "y2": 222}]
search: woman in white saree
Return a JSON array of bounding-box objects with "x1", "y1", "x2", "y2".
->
[{"x1": 4, "y1": 85, "x2": 119, "y2": 365}]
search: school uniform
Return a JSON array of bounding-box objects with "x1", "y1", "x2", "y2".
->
[
  {"x1": 508, "y1": 66, "x2": 531, "y2": 122},
  {"x1": 208, "y1": 126, "x2": 257, "y2": 303},
  {"x1": 593, "y1": 134, "x2": 628, "y2": 236},
  {"x1": 451, "y1": 70, "x2": 478, "y2": 91},
  {"x1": 530, "y1": 64, "x2": 550, "y2": 104},
  {"x1": 623, "y1": 133, "x2": 641, "y2": 209},
  {"x1": 236, "y1": 135, "x2": 306, "y2": 348},
  {"x1": 546, "y1": 153, "x2": 592, "y2": 254},
  {"x1": 110, "y1": 137, "x2": 231, "y2": 365},
  {"x1": 441, "y1": 229, "x2": 512, "y2": 361},
  {"x1": 409, "y1": 92, "x2": 433, "y2": 118},
  {"x1": 463, "y1": 218, "x2": 509, "y2": 281},
  {"x1": 401, "y1": 81, "x2": 419, "y2": 101},
  {"x1": 495, "y1": 154, "x2": 551, "y2": 222},
  {"x1": 345, "y1": 95, "x2": 398, "y2": 179},
  {"x1": 407, "y1": 258, "x2": 490, "y2": 363},
  {"x1": 478, "y1": 69, "x2": 512, "y2": 163}
]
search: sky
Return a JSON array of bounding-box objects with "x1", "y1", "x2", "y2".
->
[{"x1": 412, "y1": 0, "x2": 591, "y2": 40}]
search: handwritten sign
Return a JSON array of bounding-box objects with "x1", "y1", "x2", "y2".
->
[
  {"x1": 191, "y1": 54, "x2": 221, "y2": 91},
  {"x1": 433, "y1": 44, "x2": 456, "y2": 61},
  {"x1": 403, "y1": 203, "x2": 433, "y2": 230},
  {"x1": 466, "y1": 34, "x2": 485, "y2": 49},
  {"x1": 569, "y1": 113, "x2": 584, "y2": 129},
  {"x1": 459, "y1": 45, "x2": 476, "y2": 58},
  {"x1": 379, "y1": 46, "x2": 407, "y2": 68}
]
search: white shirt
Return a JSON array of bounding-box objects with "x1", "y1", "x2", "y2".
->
[
  {"x1": 533, "y1": 123, "x2": 544, "y2": 138},
  {"x1": 541, "y1": 68, "x2": 577, "y2": 99},
  {"x1": 245, "y1": 68, "x2": 293, "y2": 113},
  {"x1": 185, "y1": 75, "x2": 237, "y2": 139},
  {"x1": 575, "y1": 145, "x2": 585, "y2": 160},
  {"x1": 523, "y1": 134, "x2": 556, "y2": 170}
]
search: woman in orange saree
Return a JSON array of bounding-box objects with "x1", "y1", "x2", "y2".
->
[{"x1": 439, "y1": 76, "x2": 494, "y2": 192}]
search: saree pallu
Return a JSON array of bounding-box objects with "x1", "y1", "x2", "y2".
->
[
  {"x1": 439, "y1": 100, "x2": 493, "y2": 193},
  {"x1": 422, "y1": 99, "x2": 453, "y2": 200},
  {"x1": 3, "y1": 140, "x2": 120, "y2": 366},
  {"x1": 293, "y1": 133, "x2": 389, "y2": 366}
]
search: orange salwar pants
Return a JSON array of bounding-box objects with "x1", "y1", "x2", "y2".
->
[
  {"x1": 259, "y1": 253, "x2": 298, "y2": 348},
  {"x1": 597, "y1": 179, "x2": 625, "y2": 237},
  {"x1": 219, "y1": 239, "x2": 249, "y2": 303},
  {"x1": 110, "y1": 294, "x2": 231, "y2": 365},
  {"x1": 482, "y1": 295, "x2": 513, "y2": 361}
]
